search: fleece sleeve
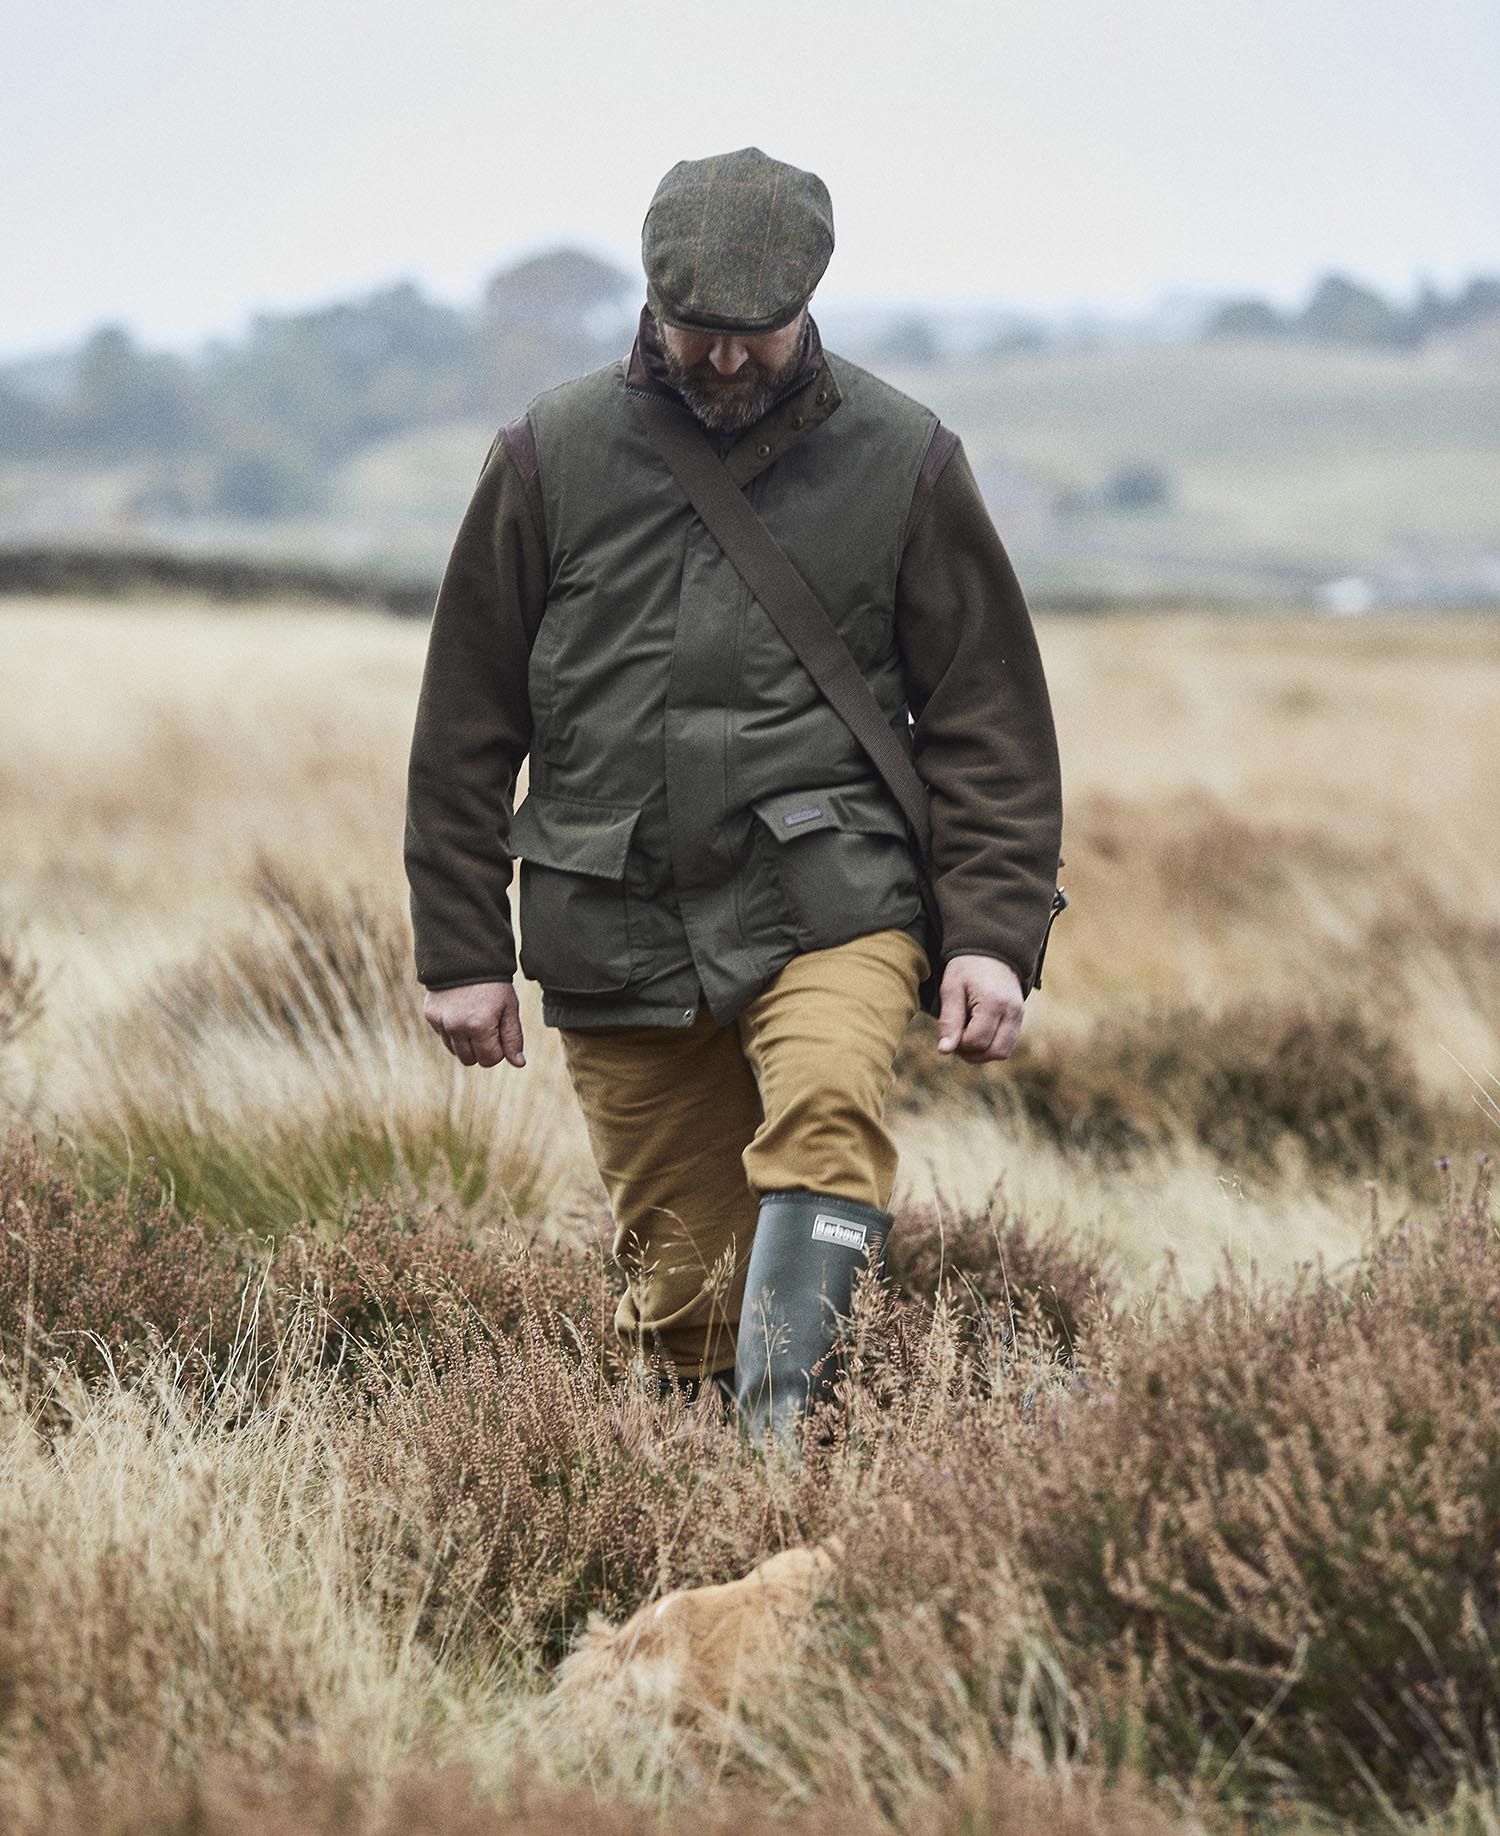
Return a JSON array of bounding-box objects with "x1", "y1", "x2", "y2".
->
[
  {"x1": 402, "y1": 426, "x2": 548, "y2": 988},
  {"x1": 894, "y1": 435, "x2": 1063, "y2": 993}
]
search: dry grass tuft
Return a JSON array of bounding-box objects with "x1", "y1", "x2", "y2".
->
[
  {"x1": 164, "y1": 855, "x2": 416, "y2": 1048},
  {"x1": 283, "y1": 1188, "x2": 613, "y2": 1368},
  {"x1": 0, "y1": 1341, "x2": 404, "y2": 1795},
  {"x1": 65, "y1": 858, "x2": 575, "y2": 1232},
  {"x1": 0, "y1": 928, "x2": 45, "y2": 1052}
]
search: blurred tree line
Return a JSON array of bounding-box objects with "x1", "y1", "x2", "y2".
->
[
  {"x1": 1205, "y1": 271, "x2": 1500, "y2": 347},
  {"x1": 0, "y1": 248, "x2": 637, "y2": 518}
]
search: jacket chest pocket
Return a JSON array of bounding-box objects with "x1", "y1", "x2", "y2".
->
[
  {"x1": 511, "y1": 793, "x2": 641, "y2": 993},
  {"x1": 751, "y1": 781, "x2": 923, "y2": 952}
]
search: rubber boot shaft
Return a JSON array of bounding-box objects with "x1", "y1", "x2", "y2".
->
[{"x1": 733, "y1": 1188, "x2": 893, "y2": 1442}]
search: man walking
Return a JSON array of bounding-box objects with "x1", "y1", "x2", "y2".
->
[{"x1": 404, "y1": 147, "x2": 1063, "y2": 1437}]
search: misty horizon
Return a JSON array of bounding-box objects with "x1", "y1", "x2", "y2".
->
[{"x1": 5, "y1": 242, "x2": 1498, "y2": 371}]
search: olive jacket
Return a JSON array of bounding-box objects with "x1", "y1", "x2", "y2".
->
[{"x1": 404, "y1": 310, "x2": 1063, "y2": 1029}]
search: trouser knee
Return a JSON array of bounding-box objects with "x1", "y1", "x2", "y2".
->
[{"x1": 741, "y1": 1084, "x2": 898, "y2": 1211}]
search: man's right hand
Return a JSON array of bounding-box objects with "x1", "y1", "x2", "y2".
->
[{"x1": 422, "y1": 980, "x2": 526, "y2": 1068}]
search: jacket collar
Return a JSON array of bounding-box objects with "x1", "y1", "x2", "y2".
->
[{"x1": 624, "y1": 304, "x2": 841, "y2": 486}]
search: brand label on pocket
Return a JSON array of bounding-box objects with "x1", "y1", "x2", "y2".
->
[
  {"x1": 811, "y1": 1214, "x2": 868, "y2": 1251},
  {"x1": 782, "y1": 806, "x2": 823, "y2": 827}
]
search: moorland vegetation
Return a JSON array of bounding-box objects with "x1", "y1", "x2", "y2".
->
[{"x1": 0, "y1": 599, "x2": 1497, "y2": 1832}]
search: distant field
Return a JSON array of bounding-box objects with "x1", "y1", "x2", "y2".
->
[
  {"x1": 4, "y1": 336, "x2": 1498, "y2": 601},
  {"x1": 890, "y1": 335, "x2": 1500, "y2": 598}
]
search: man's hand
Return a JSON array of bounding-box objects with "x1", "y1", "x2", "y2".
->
[
  {"x1": 422, "y1": 980, "x2": 526, "y2": 1068},
  {"x1": 935, "y1": 955, "x2": 1026, "y2": 1063}
]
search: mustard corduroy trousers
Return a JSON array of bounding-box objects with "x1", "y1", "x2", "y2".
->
[{"x1": 559, "y1": 927, "x2": 927, "y2": 1378}]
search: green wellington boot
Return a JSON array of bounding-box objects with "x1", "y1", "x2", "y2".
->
[{"x1": 733, "y1": 1188, "x2": 893, "y2": 1443}]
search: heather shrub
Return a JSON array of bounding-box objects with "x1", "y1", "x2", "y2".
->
[
  {"x1": 789, "y1": 1454, "x2": 1078, "y2": 1811},
  {"x1": 350, "y1": 1206, "x2": 1110, "y2": 1674},
  {"x1": 360, "y1": 1312, "x2": 801, "y2": 1661},
  {"x1": 896, "y1": 998, "x2": 1478, "y2": 1189},
  {"x1": 282, "y1": 1189, "x2": 612, "y2": 1367},
  {"x1": 336, "y1": 1195, "x2": 1110, "y2": 1673},
  {"x1": 0, "y1": 1126, "x2": 255, "y2": 1384},
  {"x1": 832, "y1": 1164, "x2": 1500, "y2": 1818},
  {"x1": 1021, "y1": 1175, "x2": 1500, "y2": 1813},
  {"x1": 1036, "y1": 1002, "x2": 1457, "y2": 1182},
  {"x1": 0, "y1": 1132, "x2": 611, "y2": 1390}
]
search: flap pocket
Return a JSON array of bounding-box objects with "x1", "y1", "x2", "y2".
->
[
  {"x1": 751, "y1": 782, "x2": 911, "y2": 845},
  {"x1": 510, "y1": 794, "x2": 641, "y2": 880}
]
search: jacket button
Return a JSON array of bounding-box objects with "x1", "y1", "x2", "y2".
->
[
  {"x1": 756, "y1": 442, "x2": 771, "y2": 458},
  {"x1": 816, "y1": 390, "x2": 828, "y2": 404},
  {"x1": 792, "y1": 415, "x2": 805, "y2": 428}
]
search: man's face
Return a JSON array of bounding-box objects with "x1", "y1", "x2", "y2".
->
[{"x1": 656, "y1": 308, "x2": 809, "y2": 432}]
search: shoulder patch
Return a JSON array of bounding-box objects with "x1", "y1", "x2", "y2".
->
[
  {"x1": 905, "y1": 423, "x2": 962, "y2": 542},
  {"x1": 499, "y1": 413, "x2": 539, "y2": 491},
  {"x1": 918, "y1": 423, "x2": 960, "y2": 494}
]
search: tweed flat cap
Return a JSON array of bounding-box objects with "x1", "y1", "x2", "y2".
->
[{"x1": 642, "y1": 147, "x2": 834, "y2": 335}]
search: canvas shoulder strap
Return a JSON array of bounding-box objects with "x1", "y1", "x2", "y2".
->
[{"x1": 631, "y1": 392, "x2": 933, "y2": 858}]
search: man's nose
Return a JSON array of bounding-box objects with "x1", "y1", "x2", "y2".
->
[{"x1": 707, "y1": 338, "x2": 750, "y2": 375}]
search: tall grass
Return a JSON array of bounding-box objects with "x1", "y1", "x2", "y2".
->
[{"x1": 66, "y1": 863, "x2": 575, "y2": 1232}]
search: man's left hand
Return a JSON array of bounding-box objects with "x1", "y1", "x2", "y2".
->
[{"x1": 935, "y1": 955, "x2": 1026, "y2": 1063}]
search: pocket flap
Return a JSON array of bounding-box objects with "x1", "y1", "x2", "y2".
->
[
  {"x1": 510, "y1": 794, "x2": 641, "y2": 880},
  {"x1": 751, "y1": 782, "x2": 912, "y2": 844}
]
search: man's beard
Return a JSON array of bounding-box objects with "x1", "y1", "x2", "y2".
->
[{"x1": 659, "y1": 335, "x2": 806, "y2": 432}]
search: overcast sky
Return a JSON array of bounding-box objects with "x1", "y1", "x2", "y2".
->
[{"x1": 3, "y1": 0, "x2": 1497, "y2": 358}]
